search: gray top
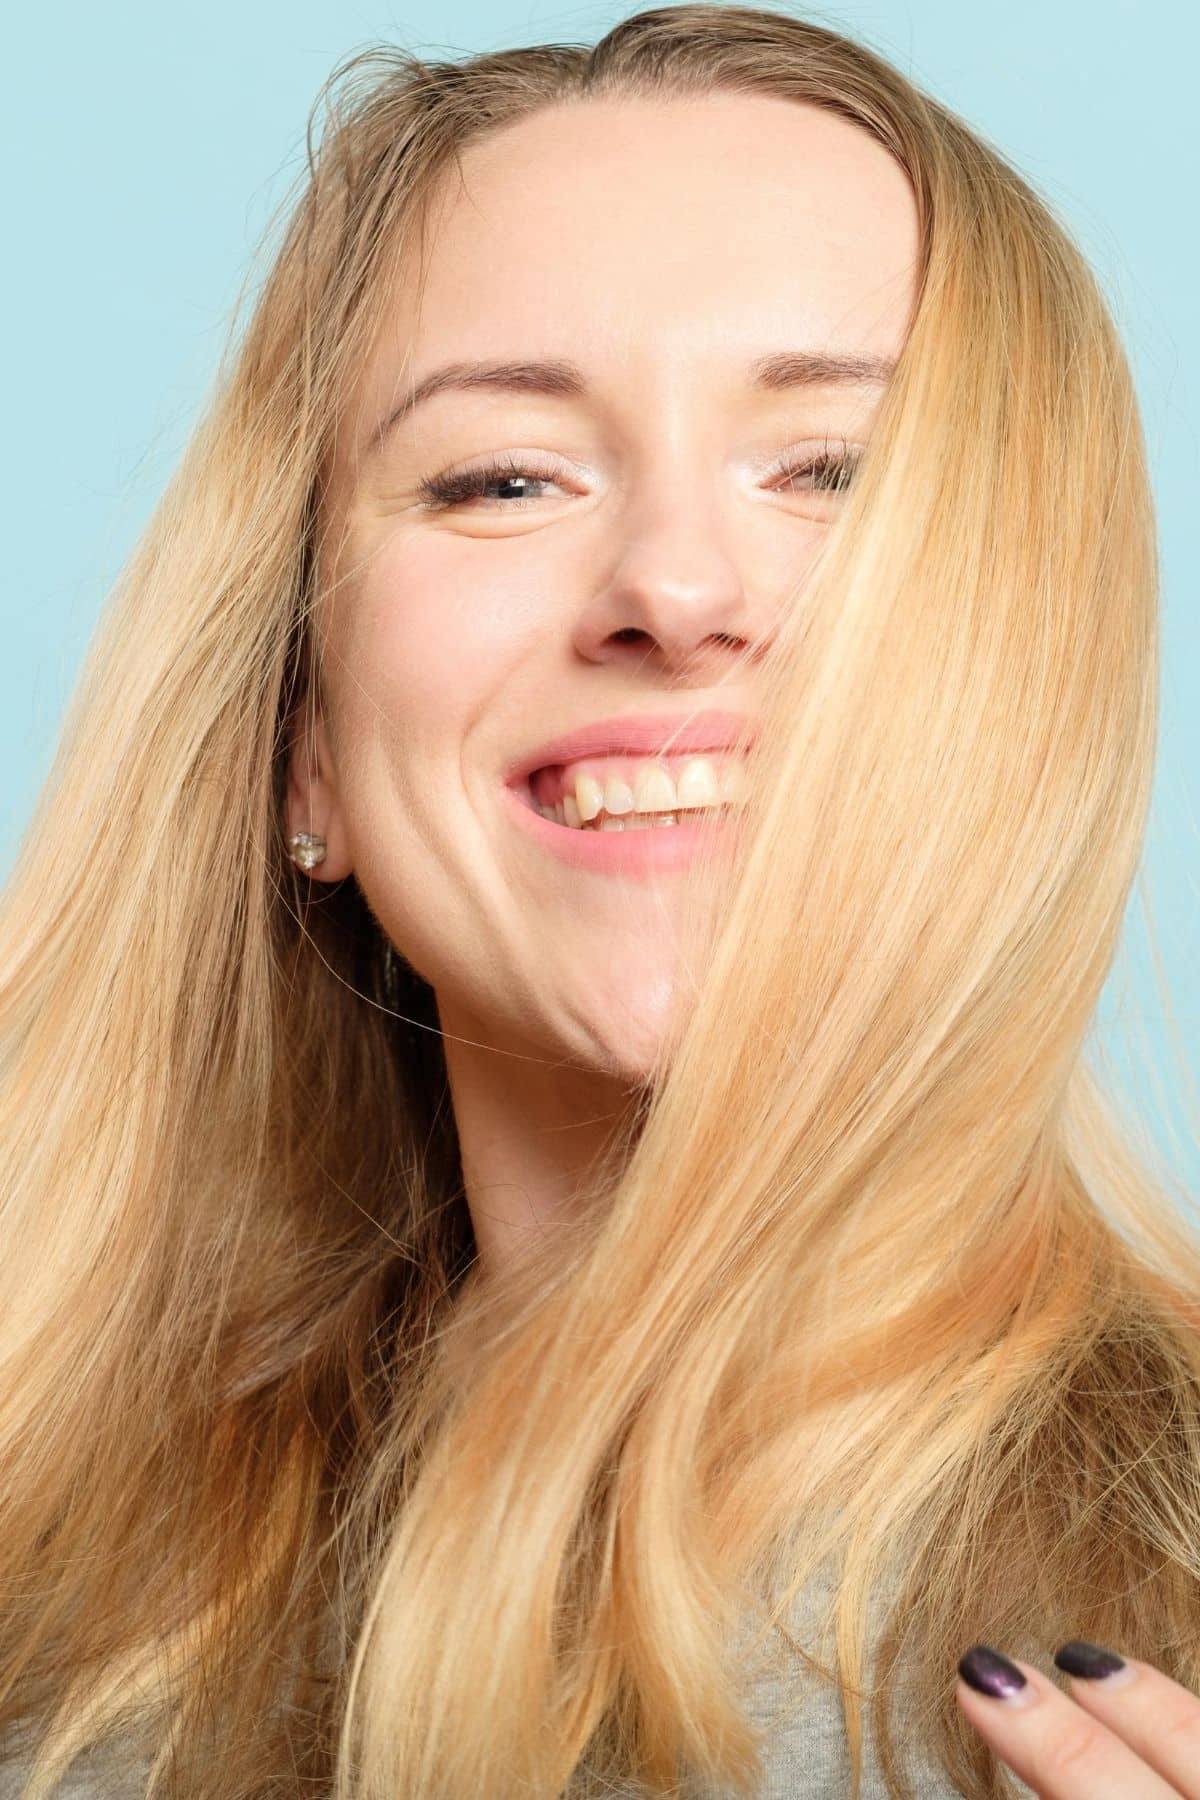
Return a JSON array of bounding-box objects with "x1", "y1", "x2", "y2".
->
[
  {"x1": 0, "y1": 1696, "x2": 1039, "y2": 1798},
  {"x1": 0, "y1": 1563, "x2": 1036, "y2": 1797},
  {"x1": 0, "y1": 1681, "x2": 1035, "y2": 1798},
  {"x1": 0, "y1": 1737, "x2": 155, "y2": 1800}
]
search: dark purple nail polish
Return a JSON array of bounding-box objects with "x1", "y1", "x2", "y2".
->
[
  {"x1": 958, "y1": 1644, "x2": 1028, "y2": 1700},
  {"x1": 1053, "y1": 1640, "x2": 1126, "y2": 1679}
]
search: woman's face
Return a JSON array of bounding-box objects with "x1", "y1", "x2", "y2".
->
[{"x1": 294, "y1": 93, "x2": 918, "y2": 1081}]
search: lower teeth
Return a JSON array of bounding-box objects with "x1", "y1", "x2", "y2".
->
[{"x1": 583, "y1": 806, "x2": 725, "y2": 832}]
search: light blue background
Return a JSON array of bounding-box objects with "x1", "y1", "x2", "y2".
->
[{"x1": 3, "y1": 2, "x2": 1196, "y2": 1203}]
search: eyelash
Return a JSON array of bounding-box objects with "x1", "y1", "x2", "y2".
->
[{"x1": 415, "y1": 441, "x2": 863, "y2": 512}]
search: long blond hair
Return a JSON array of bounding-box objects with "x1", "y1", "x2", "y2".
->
[{"x1": 1, "y1": 6, "x2": 1196, "y2": 1796}]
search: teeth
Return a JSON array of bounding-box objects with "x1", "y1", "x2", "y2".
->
[
  {"x1": 675, "y1": 759, "x2": 722, "y2": 809},
  {"x1": 632, "y1": 763, "x2": 677, "y2": 813},
  {"x1": 585, "y1": 756, "x2": 743, "y2": 824},
  {"x1": 602, "y1": 776, "x2": 635, "y2": 817},
  {"x1": 575, "y1": 773, "x2": 604, "y2": 824},
  {"x1": 536, "y1": 803, "x2": 728, "y2": 832},
  {"x1": 532, "y1": 755, "x2": 749, "y2": 831}
]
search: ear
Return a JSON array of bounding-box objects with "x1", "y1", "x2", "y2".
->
[{"x1": 283, "y1": 687, "x2": 353, "y2": 881}]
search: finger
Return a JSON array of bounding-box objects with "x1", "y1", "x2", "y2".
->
[
  {"x1": 1052, "y1": 1640, "x2": 1200, "y2": 1800},
  {"x1": 955, "y1": 1644, "x2": 1179, "y2": 1799}
]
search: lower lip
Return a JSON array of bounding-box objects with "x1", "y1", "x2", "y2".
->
[{"x1": 499, "y1": 781, "x2": 742, "y2": 877}]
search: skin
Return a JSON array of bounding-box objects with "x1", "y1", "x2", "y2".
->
[
  {"x1": 284, "y1": 93, "x2": 1200, "y2": 1788},
  {"x1": 954, "y1": 1652, "x2": 1200, "y2": 1796},
  {"x1": 286, "y1": 90, "x2": 917, "y2": 1273}
]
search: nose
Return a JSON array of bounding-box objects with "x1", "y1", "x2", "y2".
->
[{"x1": 572, "y1": 464, "x2": 780, "y2": 682}]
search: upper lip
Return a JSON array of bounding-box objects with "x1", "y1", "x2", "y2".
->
[{"x1": 504, "y1": 709, "x2": 758, "y2": 787}]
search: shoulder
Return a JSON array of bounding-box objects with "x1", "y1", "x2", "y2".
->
[
  {"x1": 689, "y1": 1645, "x2": 970, "y2": 1798},
  {"x1": 682, "y1": 1564, "x2": 1008, "y2": 1799}
]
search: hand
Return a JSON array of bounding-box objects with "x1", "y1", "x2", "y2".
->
[{"x1": 955, "y1": 1640, "x2": 1200, "y2": 1797}]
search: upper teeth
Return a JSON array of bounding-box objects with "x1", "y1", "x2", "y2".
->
[{"x1": 537, "y1": 755, "x2": 748, "y2": 828}]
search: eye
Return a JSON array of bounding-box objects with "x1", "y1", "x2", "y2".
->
[
  {"x1": 414, "y1": 439, "x2": 865, "y2": 514},
  {"x1": 416, "y1": 452, "x2": 566, "y2": 512},
  {"x1": 772, "y1": 438, "x2": 863, "y2": 497}
]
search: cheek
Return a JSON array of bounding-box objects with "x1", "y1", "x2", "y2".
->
[{"x1": 349, "y1": 535, "x2": 553, "y2": 720}]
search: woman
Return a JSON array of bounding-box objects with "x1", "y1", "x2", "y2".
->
[{"x1": 1, "y1": 4, "x2": 1197, "y2": 1796}]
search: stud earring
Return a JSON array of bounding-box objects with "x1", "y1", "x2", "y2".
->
[{"x1": 287, "y1": 830, "x2": 327, "y2": 870}]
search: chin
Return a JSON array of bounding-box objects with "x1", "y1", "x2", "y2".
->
[{"x1": 585, "y1": 972, "x2": 686, "y2": 1087}]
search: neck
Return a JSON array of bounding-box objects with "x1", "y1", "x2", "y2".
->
[{"x1": 436, "y1": 992, "x2": 642, "y2": 1282}]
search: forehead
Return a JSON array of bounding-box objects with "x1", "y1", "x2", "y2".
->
[{"x1": 357, "y1": 93, "x2": 919, "y2": 418}]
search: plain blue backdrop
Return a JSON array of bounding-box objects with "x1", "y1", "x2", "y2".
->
[{"x1": 3, "y1": 1, "x2": 1196, "y2": 1203}]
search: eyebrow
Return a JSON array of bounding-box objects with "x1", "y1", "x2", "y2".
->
[{"x1": 366, "y1": 348, "x2": 896, "y2": 455}]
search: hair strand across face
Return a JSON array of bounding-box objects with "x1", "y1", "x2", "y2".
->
[{"x1": 0, "y1": 9, "x2": 1193, "y2": 1799}]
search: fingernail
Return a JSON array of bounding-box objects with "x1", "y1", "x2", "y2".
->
[
  {"x1": 1053, "y1": 1640, "x2": 1134, "y2": 1685},
  {"x1": 958, "y1": 1644, "x2": 1033, "y2": 1704}
]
